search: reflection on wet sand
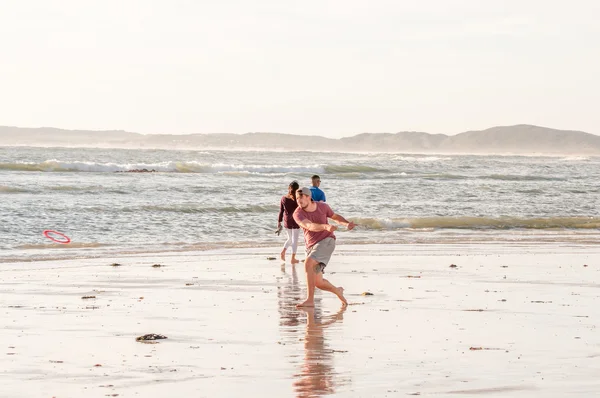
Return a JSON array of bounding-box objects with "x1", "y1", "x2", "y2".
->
[
  {"x1": 293, "y1": 306, "x2": 347, "y2": 398},
  {"x1": 278, "y1": 264, "x2": 349, "y2": 397},
  {"x1": 277, "y1": 264, "x2": 303, "y2": 334}
]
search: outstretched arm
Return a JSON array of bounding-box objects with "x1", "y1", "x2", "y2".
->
[
  {"x1": 295, "y1": 218, "x2": 337, "y2": 233},
  {"x1": 330, "y1": 213, "x2": 356, "y2": 230}
]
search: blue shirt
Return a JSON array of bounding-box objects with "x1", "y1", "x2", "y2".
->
[{"x1": 310, "y1": 186, "x2": 326, "y2": 202}]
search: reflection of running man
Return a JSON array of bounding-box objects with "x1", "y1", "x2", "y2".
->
[
  {"x1": 293, "y1": 306, "x2": 347, "y2": 398},
  {"x1": 277, "y1": 262, "x2": 302, "y2": 332},
  {"x1": 293, "y1": 187, "x2": 356, "y2": 308}
]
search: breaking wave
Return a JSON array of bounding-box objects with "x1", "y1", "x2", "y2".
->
[
  {"x1": 136, "y1": 204, "x2": 278, "y2": 213},
  {"x1": 323, "y1": 165, "x2": 385, "y2": 173},
  {"x1": 0, "y1": 160, "x2": 389, "y2": 175},
  {"x1": 0, "y1": 160, "x2": 326, "y2": 174},
  {"x1": 352, "y1": 216, "x2": 600, "y2": 230},
  {"x1": 0, "y1": 185, "x2": 30, "y2": 193}
]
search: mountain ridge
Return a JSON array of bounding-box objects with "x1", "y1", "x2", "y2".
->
[{"x1": 1, "y1": 124, "x2": 599, "y2": 155}]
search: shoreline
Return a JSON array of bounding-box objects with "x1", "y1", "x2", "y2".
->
[{"x1": 3, "y1": 234, "x2": 600, "y2": 264}]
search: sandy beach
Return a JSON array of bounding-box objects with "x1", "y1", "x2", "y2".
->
[{"x1": 1, "y1": 243, "x2": 599, "y2": 397}]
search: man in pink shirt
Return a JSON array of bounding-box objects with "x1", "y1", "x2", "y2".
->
[{"x1": 293, "y1": 187, "x2": 356, "y2": 308}]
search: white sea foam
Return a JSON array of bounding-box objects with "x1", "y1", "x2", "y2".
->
[
  {"x1": 392, "y1": 156, "x2": 451, "y2": 162},
  {"x1": 0, "y1": 160, "x2": 327, "y2": 174},
  {"x1": 559, "y1": 156, "x2": 590, "y2": 161}
]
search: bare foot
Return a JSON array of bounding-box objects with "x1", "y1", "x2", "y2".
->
[
  {"x1": 296, "y1": 300, "x2": 315, "y2": 308},
  {"x1": 291, "y1": 257, "x2": 300, "y2": 264},
  {"x1": 280, "y1": 249, "x2": 286, "y2": 262},
  {"x1": 336, "y1": 287, "x2": 348, "y2": 306}
]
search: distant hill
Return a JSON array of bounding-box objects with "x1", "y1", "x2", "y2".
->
[{"x1": 1, "y1": 124, "x2": 599, "y2": 154}]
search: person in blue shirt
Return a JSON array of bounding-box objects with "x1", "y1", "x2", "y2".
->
[{"x1": 309, "y1": 175, "x2": 326, "y2": 202}]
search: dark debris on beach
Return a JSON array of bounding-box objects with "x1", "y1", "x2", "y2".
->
[{"x1": 136, "y1": 334, "x2": 168, "y2": 342}]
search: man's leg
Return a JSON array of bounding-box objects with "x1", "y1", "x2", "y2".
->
[
  {"x1": 281, "y1": 228, "x2": 293, "y2": 261},
  {"x1": 297, "y1": 257, "x2": 318, "y2": 308},
  {"x1": 290, "y1": 229, "x2": 300, "y2": 264},
  {"x1": 315, "y1": 271, "x2": 347, "y2": 306}
]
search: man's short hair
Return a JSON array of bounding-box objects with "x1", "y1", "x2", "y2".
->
[{"x1": 311, "y1": 175, "x2": 320, "y2": 181}]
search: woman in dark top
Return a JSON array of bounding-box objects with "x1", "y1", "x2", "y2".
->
[{"x1": 277, "y1": 180, "x2": 300, "y2": 264}]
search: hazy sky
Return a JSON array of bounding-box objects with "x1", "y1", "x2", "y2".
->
[{"x1": 1, "y1": 0, "x2": 599, "y2": 137}]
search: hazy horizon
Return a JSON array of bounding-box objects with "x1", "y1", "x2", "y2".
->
[
  {"x1": 3, "y1": 124, "x2": 600, "y2": 155},
  {"x1": 2, "y1": 123, "x2": 600, "y2": 138},
  {"x1": 1, "y1": 1, "x2": 599, "y2": 138},
  {"x1": 2, "y1": 122, "x2": 600, "y2": 138}
]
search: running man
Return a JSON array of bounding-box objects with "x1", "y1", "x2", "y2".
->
[{"x1": 293, "y1": 187, "x2": 356, "y2": 307}]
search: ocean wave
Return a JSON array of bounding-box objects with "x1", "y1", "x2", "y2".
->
[
  {"x1": 559, "y1": 156, "x2": 590, "y2": 161},
  {"x1": 352, "y1": 216, "x2": 600, "y2": 230},
  {"x1": 392, "y1": 156, "x2": 451, "y2": 162},
  {"x1": 324, "y1": 165, "x2": 385, "y2": 173},
  {"x1": 484, "y1": 174, "x2": 566, "y2": 181},
  {"x1": 0, "y1": 185, "x2": 30, "y2": 193},
  {"x1": 516, "y1": 189, "x2": 545, "y2": 194},
  {"x1": 0, "y1": 160, "x2": 326, "y2": 174},
  {"x1": 0, "y1": 184, "x2": 131, "y2": 195},
  {"x1": 0, "y1": 160, "x2": 147, "y2": 172},
  {"x1": 137, "y1": 204, "x2": 278, "y2": 213},
  {"x1": 207, "y1": 163, "x2": 324, "y2": 174},
  {"x1": 0, "y1": 158, "x2": 388, "y2": 175},
  {"x1": 49, "y1": 185, "x2": 91, "y2": 191},
  {"x1": 421, "y1": 173, "x2": 469, "y2": 180}
]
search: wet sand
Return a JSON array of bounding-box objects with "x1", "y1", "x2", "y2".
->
[{"x1": 1, "y1": 243, "x2": 599, "y2": 397}]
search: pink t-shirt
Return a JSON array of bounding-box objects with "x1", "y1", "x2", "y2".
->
[{"x1": 293, "y1": 202, "x2": 335, "y2": 249}]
